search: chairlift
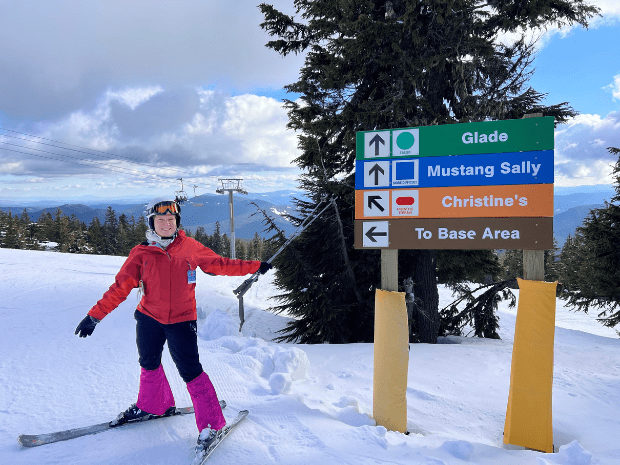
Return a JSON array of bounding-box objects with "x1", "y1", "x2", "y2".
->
[{"x1": 175, "y1": 178, "x2": 189, "y2": 205}]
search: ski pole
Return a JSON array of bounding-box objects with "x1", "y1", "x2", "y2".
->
[{"x1": 234, "y1": 197, "x2": 334, "y2": 331}]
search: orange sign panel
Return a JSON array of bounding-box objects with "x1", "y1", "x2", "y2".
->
[{"x1": 355, "y1": 184, "x2": 553, "y2": 219}]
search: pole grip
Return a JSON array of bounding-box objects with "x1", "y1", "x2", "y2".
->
[{"x1": 233, "y1": 271, "x2": 260, "y2": 298}]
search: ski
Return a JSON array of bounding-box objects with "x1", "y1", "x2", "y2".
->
[
  {"x1": 18, "y1": 400, "x2": 227, "y2": 448},
  {"x1": 191, "y1": 410, "x2": 249, "y2": 465}
]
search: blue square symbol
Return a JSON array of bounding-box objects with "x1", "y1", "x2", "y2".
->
[{"x1": 395, "y1": 161, "x2": 416, "y2": 180}]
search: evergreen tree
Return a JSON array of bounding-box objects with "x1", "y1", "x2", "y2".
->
[
  {"x1": 194, "y1": 226, "x2": 209, "y2": 246},
  {"x1": 0, "y1": 210, "x2": 5, "y2": 247},
  {"x1": 544, "y1": 239, "x2": 561, "y2": 284},
  {"x1": 500, "y1": 249, "x2": 523, "y2": 284},
  {"x1": 71, "y1": 215, "x2": 88, "y2": 253},
  {"x1": 87, "y1": 217, "x2": 105, "y2": 254},
  {"x1": 51, "y1": 208, "x2": 64, "y2": 244},
  {"x1": 235, "y1": 238, "x2": 247, "y2": 260},
  {"x1": 500, "y1": 240, "x2": 559, "y2": 285},
  {"x1": 117, "y1": 214, "x2": 132, "y2": 256},
  {"x1": 19, "y1": 209, "x2": 30, "y2": 225},
  {"x1": 54, "y1": 214, "x2": 87, "y2": 253},
  {"x1": 102, "y1": 207, "x2": 119, "y2": 255},
  {"x1": 2, "y1": 211, "x2": 20, "y2": 249},
  {"x1": 17, "y1": 209, "x2": 38, "y2": 249},
  {"x1": 221, "y1": 234, "x2": 231, "y2": 258},
  {"x1": 558, "y1": 147, "x2": 620, "y2": 327},
  {"x1": 250, "y1": 232, "x2": 263, "y2": 260},
  {"x1": 211, "y1": 222, "x2": 223, "y2": 256},
  {"x1": 259, "y1": 0, "x2": 597, "y2": 343},
  {"x1": 557, "y1": 232, "x2": 589, "y2": 295},
  {"x1": 55, "y1": 213, "x2": 71, "y2": 252},
  {"x1": 36, "y1": 212, "x2": 55, "y2": 244},
  {"x1": 132, "y1": 215, "x2": 148, "y2": 246}
]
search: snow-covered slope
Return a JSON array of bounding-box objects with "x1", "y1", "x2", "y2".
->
[{"x1": 1, "y1": 248, "x2": 618, "y2": 464}]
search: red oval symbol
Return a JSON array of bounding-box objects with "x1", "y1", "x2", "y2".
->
[{"x1": 396, "y1": 196, "x2": 415, "y2": 205}]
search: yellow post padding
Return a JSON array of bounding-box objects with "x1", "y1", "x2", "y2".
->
[
  {"x1": 373, "y1": 289, "x2": 409, "y2": 433},
  {"x1": 504, "y1": 278, "x2": 558, "y2": 453}
]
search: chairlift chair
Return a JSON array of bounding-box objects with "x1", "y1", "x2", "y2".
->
[{"x1": 175, "y1": 178, "x2": 189, "y2": 205}]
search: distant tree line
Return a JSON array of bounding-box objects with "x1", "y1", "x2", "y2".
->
[{"x1": 0, "y1": 206, "x2": 274, "y2": 261}]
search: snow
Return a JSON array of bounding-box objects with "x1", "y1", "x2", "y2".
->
[{"x1": 1, "y1": 248, "x2": 619, "y2": 464}]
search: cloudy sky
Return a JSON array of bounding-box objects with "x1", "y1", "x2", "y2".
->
[{"x1": 1, "y1": 0, "x2": 619, "y2": 203}]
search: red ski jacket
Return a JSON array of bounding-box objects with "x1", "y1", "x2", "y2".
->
[{"x1": 88, "y1": 230, "x2": 260, "y2": 325}]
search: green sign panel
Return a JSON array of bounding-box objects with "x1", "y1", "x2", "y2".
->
[{"x1": 356, "y1": 116, "x2": 554, "y2": 160}]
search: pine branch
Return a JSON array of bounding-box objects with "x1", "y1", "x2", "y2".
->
[{"x1": 439, "y1": 279, "x2": 517, "y2": 339}]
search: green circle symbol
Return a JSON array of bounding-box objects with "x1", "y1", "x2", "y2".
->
[{"x1": 396, "y1": 132, "x2": 415, "y2": 150}]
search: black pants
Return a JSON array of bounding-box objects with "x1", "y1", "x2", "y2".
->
[{"x1": 135, "y1": 310, "x2": 203, "y2": 383}]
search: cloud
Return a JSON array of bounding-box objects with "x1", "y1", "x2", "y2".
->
[
  {"x1": 554, "y1": 112, "x2": 620, "y2": 186},
  {"x1": 0, "y1": 0, "x2": 303, "y2": 120},
  {"x1": 592, "y1": 0, "x2": 620, "y2": 21},
  {"x1": 604, "y1": 75, "x2": 620, "y2": 101},
  {"x1": 496, "y1": 0, "x2": 620, "y2": 52},
  {"x1": 1, "y1": 86, "x2": 300, "y2": 182},
  {"x1": 107, "y1": 87, "x2": 164, "y2": 111}
]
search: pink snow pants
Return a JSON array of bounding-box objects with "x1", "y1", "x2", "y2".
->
[
  {"x1": 187, "y1": 372, "x2": 226, "y2": 432},
  {"x1": 136, "y1": 365, "x2": 175, "y2": 416},
  {"x1": 137, "y1": 365, "x2": 225, "y2": 432}
]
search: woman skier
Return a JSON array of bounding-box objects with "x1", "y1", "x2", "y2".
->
[{"x1": 74, "y1": 197, "x2": 271, "y2": 452}]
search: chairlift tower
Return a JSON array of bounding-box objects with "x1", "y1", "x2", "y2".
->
[{"x1": 216, "y1": 178, "x2": 247, "y2": 259}]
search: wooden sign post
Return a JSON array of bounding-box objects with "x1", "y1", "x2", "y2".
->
[
  {"x1": 381, "y1": 249, "x2": 398, "y2": 292},
  {"x1": 522, "y1": 113, "x2": 546, "y2": 282}
]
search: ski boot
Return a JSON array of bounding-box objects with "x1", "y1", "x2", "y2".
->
[
  {"x1": 195, "y1": 426, "x2": 224, "y2": 456},
  {"x1": 110, "y1": 403, "x2": 176, "y2": 426}
]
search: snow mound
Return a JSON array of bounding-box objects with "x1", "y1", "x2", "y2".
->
[
  {"x1": 198, "y1": 308, "x2": 239, "y2": 340},
  {"x1": 332, "y1": 404, "x2": 374, "y2": 427},
  {"x1": 269, "y1": 372, "x2": 292, "y2": 394},
  {"x1": 242, "y1": 340, "x2": 310, "y2": 385},
  {"x1": 198, "y1": 312, "x2": 311, "y2": 388},
  {"x1": 314, "y1": 396, "x2": 375, "y2": 427},
  {"x1": 441, "y1": 440, "x2": 474, "y2": 461},
  {"x1": 273, "y1": 346, "x2": 310, "y2": 381},
  {"x1": 537, "y1": 441, "x2": 593, "y2": 465}
]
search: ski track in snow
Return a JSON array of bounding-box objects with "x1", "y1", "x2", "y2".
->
[{"x1": 1, "y1": 248, "x2": 620, "y2": 464}]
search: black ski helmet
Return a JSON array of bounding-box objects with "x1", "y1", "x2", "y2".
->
[{"x1": 145, "y1": 197, "x2": 181, "y2": 230}]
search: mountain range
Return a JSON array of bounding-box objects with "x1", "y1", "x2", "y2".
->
[
  {"x1": 1, "y1": 186, "x2": 616, "y2": 247},
  {"x1": 0, "y1": 190, "x2": 303, "y2": 240}
]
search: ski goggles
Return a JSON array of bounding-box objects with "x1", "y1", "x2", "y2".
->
[{"x1": 152, "y1": 201, "x2": 180, "y2": 215}]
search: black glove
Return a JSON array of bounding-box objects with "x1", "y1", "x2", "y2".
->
[
  {"x1": 75, "y1": 315, "x2": 100, "y2": 338},
  {"x1": 259, "y1": 262, "x2": 273, "y2": 275}
]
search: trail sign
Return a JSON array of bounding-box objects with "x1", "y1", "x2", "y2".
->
[
  {"x1": 356, "y1": 116, "x2": 554, "y2": 160},
  {"x1": 354, "y1": 217, "x2": 553, "y2": 250},
  {"x1": 354, "y1": 117, "x2": 554, "y2": 250},
  {"x1": 355, "y1": 184, "x2": 553, "y2": 219},
  {"x1": 356, "y1": 150, "x2": 553, "y2": 190}
]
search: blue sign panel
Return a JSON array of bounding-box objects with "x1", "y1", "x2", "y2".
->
[{"x1": 356, "y1": 150, "x2": 553, "y2": 190}]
